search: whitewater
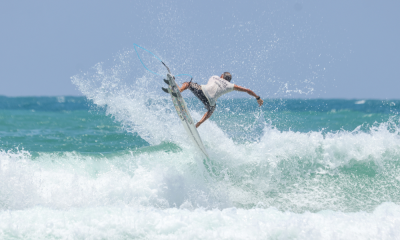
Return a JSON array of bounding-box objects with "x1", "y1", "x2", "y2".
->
[{"x1": 1, "y1": 53, "x2": 400, "y2": 239}]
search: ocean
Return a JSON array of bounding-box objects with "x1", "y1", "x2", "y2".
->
[{"x1": 1, "y1": 68, "x2": 400, "y2": 239}]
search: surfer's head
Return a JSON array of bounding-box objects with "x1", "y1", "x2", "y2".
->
[{"x1": 221, "y1": 72, "x2": 232, "y2": 82}]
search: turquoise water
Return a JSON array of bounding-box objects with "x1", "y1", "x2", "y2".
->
[{"x1": 1, "y1": 92, "x2": 400, "y2": 239}]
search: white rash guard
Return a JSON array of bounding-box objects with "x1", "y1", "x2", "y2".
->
[{"x1": 201, "y1": 75, "x2": 235, "y2": 106}]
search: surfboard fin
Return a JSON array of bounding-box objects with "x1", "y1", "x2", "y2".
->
[
  {"x1": 161, "y1": 87, "x2": 169, "y2": 93},
  {"x1": 163, "y1": 79, "x2": 170, "y2": 85},
  {"x1": 162, "y1": 87, "x2": 178, "y2": 97}
]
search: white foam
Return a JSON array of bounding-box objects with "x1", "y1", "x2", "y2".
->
[
  {"x1": 1, "y1": 203, "x2": 400, "y2": 239},
  {"x1": 0, "y1": 149, "x2": 227, "y2": 211}
]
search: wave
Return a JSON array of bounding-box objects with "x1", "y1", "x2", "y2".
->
[
  {"x1": 2, "y1": 116, "x2": 400, "y2": 213},
  {"x1": 66, "y1": 52, "x2": 400, "y2": 213}
]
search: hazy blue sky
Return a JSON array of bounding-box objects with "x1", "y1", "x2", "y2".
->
[{"x1": 0, "y1": 0, "x2": 399, "y2": 99}]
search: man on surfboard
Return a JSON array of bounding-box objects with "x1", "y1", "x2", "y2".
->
[{"x1": 178, "y1": 72, "x2": 264, "y2": 128}]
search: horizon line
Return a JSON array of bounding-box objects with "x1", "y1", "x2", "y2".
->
[{"x1": 0, "y1": 95, "x2": 399, "y2": 101}]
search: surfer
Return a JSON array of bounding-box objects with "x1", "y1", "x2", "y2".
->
[{"x1": 178, "y1": 72, "x2": 264, "y2": 128}]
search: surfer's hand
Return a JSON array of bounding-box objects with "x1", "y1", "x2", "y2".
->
[
  {"x1": 257, "y1": 98, "x2": 264, "y2": 106},
  {"x1": 195, "y1": 122, "x2": 201, "y2": 128}
]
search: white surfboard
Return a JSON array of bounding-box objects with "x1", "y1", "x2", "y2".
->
[{"x1": 162, "y1": 73, "x2": 209, "y2": 159}]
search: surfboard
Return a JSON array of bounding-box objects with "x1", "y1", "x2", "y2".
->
[{"x1": 162, "y1": 73, "x2": 209, "y2": 159}]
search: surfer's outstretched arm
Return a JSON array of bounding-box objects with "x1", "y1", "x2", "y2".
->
[
  {"x1": 196, "y1": 110, "x2": 213, "y2": 128},
  {"x1": 234, "y1": 85, "x2": 264, "y2": 106}
]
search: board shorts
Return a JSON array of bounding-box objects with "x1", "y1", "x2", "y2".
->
[{"x1": 187, "y1": 82, "x2": 216, "y2": 113}]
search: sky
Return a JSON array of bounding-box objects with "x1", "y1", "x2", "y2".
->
[{"x1": 0, "y1": 0, "x2": 399, "y2": 99}]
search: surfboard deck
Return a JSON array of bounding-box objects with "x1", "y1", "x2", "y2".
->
[{"x1": 163, "y1": 73, "x2": 209, "y2": 159}]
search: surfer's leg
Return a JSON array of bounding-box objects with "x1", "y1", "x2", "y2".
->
[{"x1": 196, "y1": 106, "x2": 215, "y2": 128}]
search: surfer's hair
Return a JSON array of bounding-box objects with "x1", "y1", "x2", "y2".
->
[{"x1": 223, "y1": 72, "x2": 232, "y2": 82}]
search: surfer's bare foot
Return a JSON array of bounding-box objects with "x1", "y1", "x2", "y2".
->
[{"x1": 179, "y1": 82, "x2": 190, "y2": 92}]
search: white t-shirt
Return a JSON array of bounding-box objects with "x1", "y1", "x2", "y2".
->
[{"x1": 201, "y1": 75, "x2": 235, "y2": 106}]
